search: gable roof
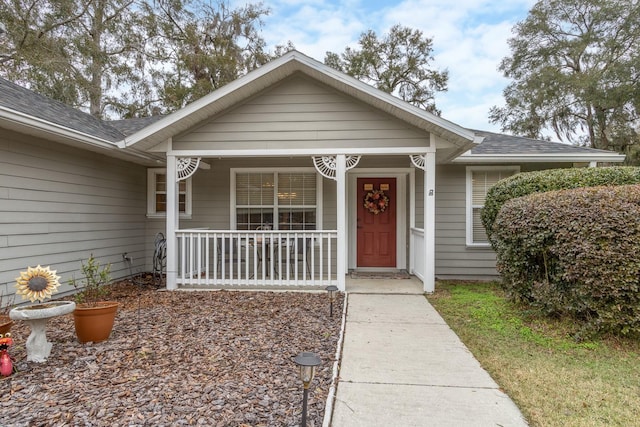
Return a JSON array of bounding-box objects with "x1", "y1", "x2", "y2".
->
[
  {"x1": 121, "y1": 50, "x2": 479, "y2": 155},
  {"x1": 453, "y1": 130, "x2": 625, "y2": 163},
  {"x1": 0, "y1": 51, "x2": 626, "y2": 165}
]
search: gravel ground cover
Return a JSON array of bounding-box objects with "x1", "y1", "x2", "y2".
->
[{"x1": 0, "y1": 278, "x2": 344, "y2": 427}]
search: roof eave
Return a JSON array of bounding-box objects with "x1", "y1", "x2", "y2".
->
[
  {"x1": 452, "y1": 153, "x2": 627, "y2": 164},
  {"x1": 0, "y1": 106, "x2": 164, "y2": 165},
  {"x1": 0, "y1": 106, "x2": 118, "y2": 149}
]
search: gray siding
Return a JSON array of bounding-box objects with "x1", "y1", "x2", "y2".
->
[
  {"x1": 429, "y1": 163, "x2": 577, "y2": 280},
  {"x1": 0, "y1": 129, "x2": 147, "y2": 302},
  {"x1": 152, "y1": 157, "x2": 338, "y2": 232},
  {"x1": 433, "y1": 165, "x2": 499, "y2": 279},
  {"x1": 173, "y1": 76, "x2": 431, "y2": 151}
]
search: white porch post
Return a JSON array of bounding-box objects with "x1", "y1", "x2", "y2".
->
[
  {"x1": 166, "y1": 154, "x2": 178, "y2": 290},
  {"x1": 423, "y1": 151, "x2": 436, "y2": 293},
  {"x1": 336, "y1": 154, "x2": 347, "y2": 291}
]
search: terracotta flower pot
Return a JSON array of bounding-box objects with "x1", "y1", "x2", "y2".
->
[
  {"x1": 0, "y1": 315, "x2": 12, "y2": 335},
  {"x1": 73, "y1": 302, "x2": 119, "y2": 343}
]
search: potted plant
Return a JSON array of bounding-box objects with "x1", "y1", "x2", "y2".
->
[{"x1": 69, "y1": 255, "x2": 119, "y2": 343}]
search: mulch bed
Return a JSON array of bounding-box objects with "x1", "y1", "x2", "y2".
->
[{"x1": 0, "y1": 277, "x2": 344, "y2": 426}]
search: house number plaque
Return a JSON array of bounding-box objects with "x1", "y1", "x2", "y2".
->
[
  {"x1": 364, "y1": 183, "x2": 373, "y2": 191},
  {"x1": 380, "y1": 183, "x2": 390, "y2": 190}
]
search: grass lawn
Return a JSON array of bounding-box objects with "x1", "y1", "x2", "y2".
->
[{"x1": 426, "y1": 281, "x2": 640, "y2": 427}]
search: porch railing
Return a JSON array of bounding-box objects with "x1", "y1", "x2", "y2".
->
[
  {"x1": 175, "y1": 229, "x2": 338, "y2": 287},
  {"x1": 410, "y1": 227, "x2": 425, "y2": 281}
]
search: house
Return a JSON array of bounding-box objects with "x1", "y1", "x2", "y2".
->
[{"x1": 0, "y1": 50, "x2": 625, "y2": 299}]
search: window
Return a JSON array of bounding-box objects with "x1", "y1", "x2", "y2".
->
[
  {"x1": 147, "y1": 169, "x2": 192, "y2": 217},
  {"x1": 466, "y1": 166, "x2": 519, "y2": 246},
  {"x1": 233, "y1": 169, "x2": 320, "y2": 230}
]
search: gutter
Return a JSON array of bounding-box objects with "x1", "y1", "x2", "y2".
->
[
  {"x1": 0, "y1": 106, "x2": 118, "y2": 149},
  {"x1": 0, "y1": 106, "x2": 165, "y2": 164},
  {"x1": 452, "y1": 153, "x2": 626, "y2": 164}
]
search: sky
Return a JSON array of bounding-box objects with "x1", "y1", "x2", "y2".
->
[{"x1": 257, "y1": 0, "x2": 537, "y2": 133}]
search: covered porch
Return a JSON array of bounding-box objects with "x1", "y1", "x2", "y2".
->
[
  {"x1": 127, "y1": 52, "x2": 480, "y2": 292},
  {"x1": 164, "y1": 151, "x2": 437, "y2": 292}
]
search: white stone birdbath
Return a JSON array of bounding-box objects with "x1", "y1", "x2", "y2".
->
[{"x1": 9, "y1": 301, "x2": 76, "y2": 362}]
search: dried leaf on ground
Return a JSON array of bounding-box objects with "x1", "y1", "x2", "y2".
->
[{"x1": 1, "y1": 279, "x2": 343, "y2": 427}]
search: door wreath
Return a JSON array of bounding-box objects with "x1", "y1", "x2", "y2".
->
[{"x1": 363, "y1": 189, "x2": 389, "y2": 214}]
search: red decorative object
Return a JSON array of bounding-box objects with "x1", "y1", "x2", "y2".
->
[
  {"x1": 0, "y1": 333, "x2": 13, "y2": 377},
  {"x1": 363, "y1": 189, "x2": 390, "y2": 214}
]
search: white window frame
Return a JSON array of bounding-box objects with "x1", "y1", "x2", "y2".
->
[
  {"x1": 230, "y1": 168, "x2": 323, "y2": 230},
  {"x1": 147, "y1": 168, "x2": 192, "y2": 218},
  {"x1": 466, "y1": 166, "x2": 520, "y2": 247}
]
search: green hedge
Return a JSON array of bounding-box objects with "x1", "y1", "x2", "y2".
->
[
  {"x1": 482, "y1": 167, "x2": 640, "y2": 246},
  {"x1": 493, "y1": 185, "x2": 640, "y2": 337}
]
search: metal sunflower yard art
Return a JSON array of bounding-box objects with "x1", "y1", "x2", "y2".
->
[
  {"x1": 11, "y1": 265, "x2": 75, "y2": 363},
  {"x1": 15, "y1": 265, "x2": 61, "y2": 303}
]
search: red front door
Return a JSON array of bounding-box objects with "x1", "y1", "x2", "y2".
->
[{"x1": 357, "y1": 177, "x2": 397, "y2": 267}]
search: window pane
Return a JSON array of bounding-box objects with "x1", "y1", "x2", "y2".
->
[
  {"x1": 470, "y1": 169, "x2": 516, "y2": 243},
  {"x1": 279, "y1": 209, "x2": 316, "y2": 230},
  {"x1": 156, "y1": 173, "x2": 166, "y2": 192},
  {"x1": 472, "y1": 208, "x2": 488, "y2": 243},
  {"x1": 278, "y1": 173, "x2": 316, "y2": 206},
  {"x1": 236, "y1": 173, "x2": 274, "y2": 205},
  {"x1": 472, "y1": 170, "x2": 515, "y2": 205},
  {"x1": 178, "y1": 194, "x2": 186, "y2": 213},
  {"x1": 235, "y1": 171, "x2": 317, "y2": 230},
  {"x1": 237, "y1": 208, "x2": 273, "y2": 230},
  {"x1": 156, "y1": 194, "x2": 166, "y2": 213}
]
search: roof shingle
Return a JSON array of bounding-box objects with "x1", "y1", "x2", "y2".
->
[
  {"x1": 0, "y1": 77, "x2": 124, "y2": 142},
  {"x1": 470, "y1": 130, "x2": 613, "y2": 156}
]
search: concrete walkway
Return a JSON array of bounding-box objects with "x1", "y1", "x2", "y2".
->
[{"x1": 330, "y1": 278, "x2": 528, "y2": 426}]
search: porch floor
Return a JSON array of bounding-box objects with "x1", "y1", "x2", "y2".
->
[{"x1": 345, "y1": 276, "x2": 423, "y2": 294}]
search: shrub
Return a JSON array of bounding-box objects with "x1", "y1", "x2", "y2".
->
[
  {"x1": 69, "y1": 255, "x2": 112, "y2": 307},
  {"x1": 493, "y1": 185, "x2": 640, "y2": 338},
  {"x1": 482, "y1": 167, "x2": 640, "y2": 246}
]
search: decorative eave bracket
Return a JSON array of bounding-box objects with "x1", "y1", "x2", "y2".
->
[
  {"x1": 176, "y1": 157, "x2": 201, "y2": 181},
  {"x1": 313, "y1": 155, "x2": 361, "y2": 180},
  {"x1": 410, "y1": 154, "x2": 426, "y2": 170}
]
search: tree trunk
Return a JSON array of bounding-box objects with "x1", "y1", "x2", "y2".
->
[
  {"x1": 89, "y1": 1, "x2": 106, "y2": 118},
  {"x1": 586, "y1": 103, "x2": 597, "y2": 149}
]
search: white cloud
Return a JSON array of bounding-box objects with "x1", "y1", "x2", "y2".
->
[{"x1": 261, "y1": 0, "x2": 537, "y2": 132}]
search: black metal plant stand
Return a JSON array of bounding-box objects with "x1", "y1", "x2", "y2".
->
[{"x1": 153, "y1": 232, "x2": 167, "y2": 286}]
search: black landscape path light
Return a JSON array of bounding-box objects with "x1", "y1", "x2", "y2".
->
[
  {"x1": 325, "y1": 285, "x2": 338, "y2": 317},
  {"x1": 294, "y1": 351, "x2": 322, "y2": 427}
]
